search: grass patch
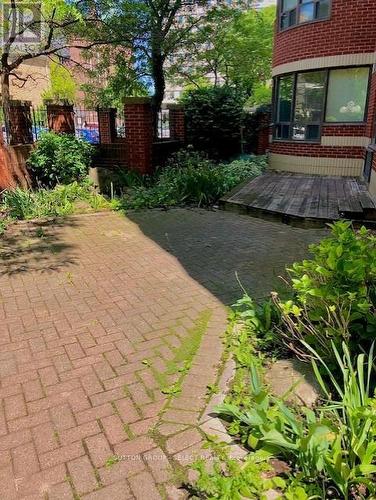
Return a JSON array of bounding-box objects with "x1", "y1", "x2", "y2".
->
[
  {"x1": 148, "y1": 310, "x2": 212, "y2": 395},
  {"x1": 0, "y1": 181, "x2": 113, "y2": 224}
]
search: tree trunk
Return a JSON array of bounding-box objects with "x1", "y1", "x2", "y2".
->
[
  {"x1": 151, "y1": 45, "x2": 166, "y2": 139},
  {"x1": 1, "y1": 70, "x2": 12, "y2": 144}
]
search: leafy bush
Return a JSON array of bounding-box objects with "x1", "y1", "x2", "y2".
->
[
  {"x1": 1, "y1": 181, "x2": 110, "y2": 221},
  {"x1": 118, "y1": 151, "x2": 266, "y2": 210},
  {"x1": 277, "y1": 221, "x2": 376, "y2": 365},
  {"x1": 307, "y1": 341, "x2": 376, "y2": 499},
  {"x1": 190, "y1": 451, "x2": 295, "y2": 499},
  {"x1": 230, "y1": 294, "x2": 284, "y2": 363},
  {"x1": 190, "y1": 222, "x2": 376, "y2": 499},
  {"x1": 212, "y1": 338, "x2": 376, "y2": 499},
  {"x1": 181, "y1": 86, "x2": 245, "y2": 159},
  {"x1": 28, "y1": 132, "x2": 95, "y2": 187}
]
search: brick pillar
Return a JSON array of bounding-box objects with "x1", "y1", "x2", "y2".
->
[
  {"x1": 98, "y1": 108, "x2": 117, "y2": 144},
  {"x1": 167, "y1": 104, "x2": 185, "y2": 142},
  {"x1": 47, "y1": 103, "x2": 75, "y2": 134},
  {"x1": 8, "y1": 100, "x2": 33, "y2": 145},
  {"x1": 124, "y1": 97, "x2": 153, "y2": 174},
  {"x1": 256, "y1": 111, "x2": 271, "y2": 155}
]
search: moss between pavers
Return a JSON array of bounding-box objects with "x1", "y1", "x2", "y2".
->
[
  {"x1": 146, "y1": 309, "x2": 212, "y2": 398},
  {"x1": 104, "y1": 309, "x2": 217, "y2": 489}
]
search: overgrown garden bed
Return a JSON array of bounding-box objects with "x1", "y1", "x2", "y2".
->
[
  {"x1": 189, "y1": 222, "x2": 376, "y2": 499},
  {"x1": 0, "y1": 132, "x2": 266, "y2": 234}
]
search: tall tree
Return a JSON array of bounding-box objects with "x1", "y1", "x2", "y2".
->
[
  {"x1": 42, "y1": 60, "x2": 77, "y2": 103},
  {"x1": 80, "y1": 49, "x2": 148, "y2": 108},
  {"x1": 169, "y1": 4, "x2": 275, "y2": 100},
  {"x1": 92, "y1": 0, "x2": 240, "y2": 134},
  {"x1": 167, "y1": 5, "x2": 243, "y2": 90},
  {"x1": 224, "y1": 5, "x2": 275, "y2": 95},
  {"x1": 0, "y1": 0, "x2": 98, "y2": 142}
]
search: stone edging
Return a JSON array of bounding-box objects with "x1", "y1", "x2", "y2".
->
[{"x1": 199, "y1": 357, "x2": 247, "y2": 460}]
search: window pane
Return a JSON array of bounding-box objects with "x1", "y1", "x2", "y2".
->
[
  {"x1": 325, "y1": 67, "x2": 370, "y2": 122},
  {"x1": 280, "y1": 13, "x2": 289, "y2": 29},
  {"x1": 294, "y1": 71, "x2": 326, "y2": 123},
  {"x1": 306, "y1": 124, "x2": 320, "y2": 140},
  {"x1": 277, "y1": 75, "x2": 294, "y2": 122},
  {"x1": 292, "y1": 123, "x2": 321, "y2": 141},
  {"x1": 317, "y1": 0, "x2": 330, "y2": 19},
  {"x1": 289, "y1": 8, "x2": 297, "y2": 26},
  {"x1": 299, "y1": 2, "x2": 315, "y2": 22},
  {"x1": 282, "y1": 0, "x2": 297, "y2": 11},
  {"x1": 275, "y1": 124, "x2": 290, "y2": 139}
]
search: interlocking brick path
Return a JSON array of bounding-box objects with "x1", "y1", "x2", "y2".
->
[{"x1": 0, "y1": 209, "x2": 325, "y2": 499}]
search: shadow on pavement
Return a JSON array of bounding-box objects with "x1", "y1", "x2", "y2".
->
[
  {"x1": 0, "y1": 217, "x2": 78, "y2": 276},
  {"x1": 127, "y1": 208, "x2": 326, "y2": 305}
]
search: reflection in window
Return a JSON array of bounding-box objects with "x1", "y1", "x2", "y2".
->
[
  {"x1": 293, "y1": 71, "x2": 326, "y2": 140},
  {"x1": 299, "y1": 0, "x2": 315, "y2": 23},
  {"x1": 273, "y1": 66, "x2": 370, "y2": 141},
  {"x1": 325, "y1": 67, "x2": 370, "y2": 123},
  {"x1": 280, "y1": 0, "x2": 330, "y2": 30},
  {"x1": 275, "y1": 75, "x2": 294, "y2": 139},
  {"x1": 277, "y1": 75, "x2": 294, "y2": 122},
  {"x1": 280, "y1": 0, "x2": 298, "y2": 29},
  {"x1": 317, "y1": 0, "x2": 330, "y2": 19}
]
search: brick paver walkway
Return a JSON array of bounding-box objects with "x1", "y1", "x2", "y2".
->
[{"x1": 0, "y1": 209, "x2": 325, "y2": 499}]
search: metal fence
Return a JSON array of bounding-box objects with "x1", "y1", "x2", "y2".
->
[
  {"x1": 30, "y1": 107, "x2": 126, "y2": 144},
  {"x1": 116, "y1": 109, "x2": 126, "y2": 138},
  {"x1": 74, "y1": 107, "x2": 100, "y2": 144},
  {"x1": 2, "y1": 105, "x2": 170, "y2": 144},
  {"x1": 158, "y1": 109, "x2": 170, "y2": 139},
  {"x1": 31, "y1": 106, "x2": 48, "y2": 141}
]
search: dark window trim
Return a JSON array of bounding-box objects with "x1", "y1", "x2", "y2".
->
[
  {"x1": 272, "y1": 65, "x2": 372, "y2": 143},
  {"x1": 278, "y1": 0, "x2": 331, "y2": 32}
]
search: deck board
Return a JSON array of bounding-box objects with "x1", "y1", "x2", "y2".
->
[{"x1": 219, "y1": 172, "x2": 376, "y2": 226}]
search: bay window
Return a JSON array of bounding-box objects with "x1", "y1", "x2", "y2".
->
[
  {"x1": 273, "y1": 66, "x2": 371, "y2": 142},
  {"x1": 279, "y1": 0, "x2": 330, "y2": 30}
]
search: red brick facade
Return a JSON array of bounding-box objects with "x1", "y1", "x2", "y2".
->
[
  {"x1": 270, "y1": 0, "x2": 376, "y2": 179},
  {"x1": 168, "y1": 105, "x2": 185, "y2": 143},
  {"x1": 47, "y1": 104, "x2": 75, "y2": 135},
  {"x1": 98, "y1": 109, "x2": 117, "y2": 145},
  {"x1": 321, "y1": 125, "x2": 367, "y2": 137},
  {"x1": 124, "y1": 98, "x2": 154, "y2": 175},
  {"x1": 273, "y1": 0, "x2": 376, "y2": 68},
  {"x1": 271, "y1": 143, "x2": 365, "y2": 159},
  {"x1": 0, "y1": 98, "x2": 184, "y2": 189},
  {"x1": 8, "y1": 101, "x2": 33, "y2": 145}
]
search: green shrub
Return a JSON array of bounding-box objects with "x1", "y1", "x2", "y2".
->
[
  {"x1": 118, "y1": 151, "x2": 266, "y2": 210},
  {"x1": 190, "y1": 451, "x2": 293, "y2": 499},
  {"x1": 230, "y1": 293, "x2": 284, "y2": 363},
  {"x1": 2, "y1": 181, "x2": 110, "y2": 220},
  {"x1": 277, "y1": 221, "x2": 376, "y2": 365},
  {"x1": 27, "y1": 132, "x2": 95, "y2": 187},
  {"x1": 190, "y1": 222, "x2": 376, "y2": 499},
  {"x1": 214, "y1": 338, "x2": 376, "y2": 499},
  {"x1": 181, "y1": 86, "x2": 245, "y2": 159}
]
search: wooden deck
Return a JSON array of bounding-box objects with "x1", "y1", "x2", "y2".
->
[{"x1": 219, "y1": 172, "x2": 376, "y2": 227}]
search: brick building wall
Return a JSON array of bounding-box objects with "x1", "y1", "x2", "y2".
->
[
  {"x1": 270, "y1": 0, "x2": 376, "y2": 179},
  {"x1": 273, "y1": 0, "x2": 376, "y2": 68}
]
